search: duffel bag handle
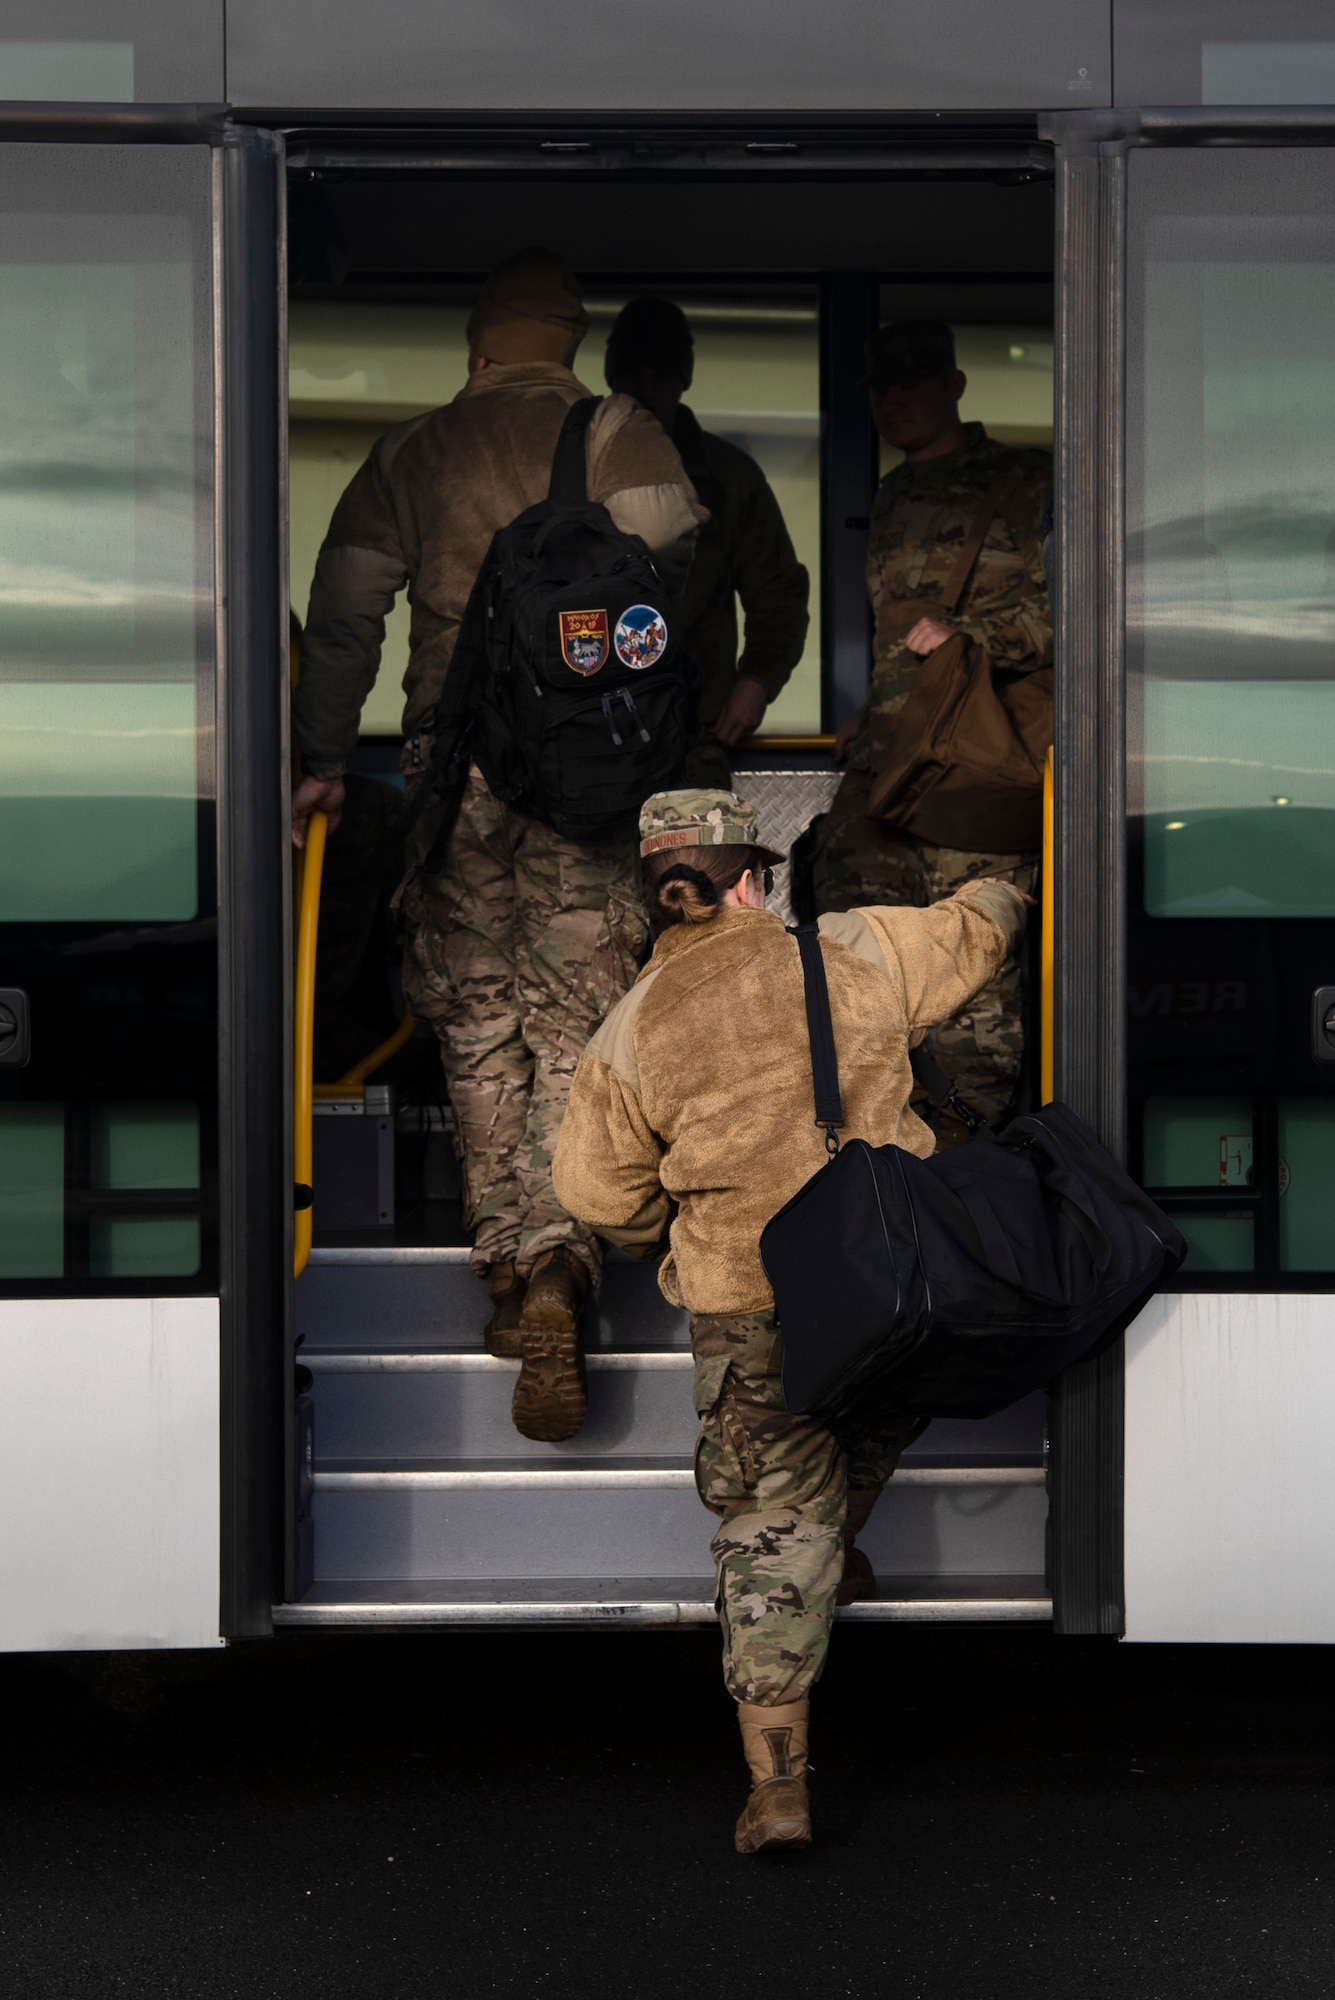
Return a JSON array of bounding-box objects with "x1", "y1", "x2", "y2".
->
[{"x1": 790, "y1": 924, "x2": 844, "y2": 1157}]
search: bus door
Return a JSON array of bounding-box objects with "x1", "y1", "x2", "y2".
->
[
  {"x1": 0, "y1": 116, "x2": 287, "y2": 1649},
  {"x1": 1047, "y1": 109, "x2": 1335, "y2": 1643}
]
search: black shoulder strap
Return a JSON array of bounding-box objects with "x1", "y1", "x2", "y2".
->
[
  {"x1": 549, "y1": 396, "x2": 601, "y2": 505},
  {"x1": 790, "y1": 923, "x2": 844, "y2": 1156}
]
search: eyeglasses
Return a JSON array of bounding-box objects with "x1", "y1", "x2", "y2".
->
[{"x1": 763, "y1": 867, "x2": 774, "y2": 894}]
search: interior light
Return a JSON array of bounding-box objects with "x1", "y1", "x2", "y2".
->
[
  {"x1": 1164, "y1": 820, "x2": 1186, "y2": 831},
  {"x1": 1272, "y1": 795, "x2": 1291, "y2": 806}
]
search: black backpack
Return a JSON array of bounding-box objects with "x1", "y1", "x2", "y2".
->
[
  {"x1": 758, "y1": 925, "x2": 1186, "y2": 1428},
  {"x1": 426, "y1": 396, "x2": 695, "y2": 849}
]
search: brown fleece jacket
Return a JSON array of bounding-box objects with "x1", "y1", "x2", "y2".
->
[{"x1": 551, "y1": 883, "x2": 1024, "y2": 1315}]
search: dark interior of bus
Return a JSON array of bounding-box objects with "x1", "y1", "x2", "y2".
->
[
  {"x1": 275, "y1": 142, "x2": 1060, "y2": 1614},
  {"x1": 286, "y1": 149, "x2": 1057, "y2": 1236}
]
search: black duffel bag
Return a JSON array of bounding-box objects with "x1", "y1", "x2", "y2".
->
[{"x1": 758, "y1": 925, "x2": 1186, "y2": 1427}]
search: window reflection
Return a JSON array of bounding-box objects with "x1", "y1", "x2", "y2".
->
[
  {"x1": 1132, "y1": 207, "x2": 1335, "y2": 917},
  {"x1": 0, "y1": 229, "x2": 203, "y2": 922}
]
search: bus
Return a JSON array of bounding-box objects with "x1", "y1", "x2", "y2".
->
[{"x1": 2, "y1": 0, "x2": 1333, "y2": 1652}]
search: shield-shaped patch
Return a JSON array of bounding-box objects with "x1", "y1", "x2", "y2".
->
[{"x1": 558, "y1": 608, "x2": 610, "y2": 676}]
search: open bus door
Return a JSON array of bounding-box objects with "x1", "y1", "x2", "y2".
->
[
  {"x1": 1047, "y1": 106, "x2": 1335, "y2": 1644},
  {"x1": 0, "y1": 113, "x2": 287, "y2": 1648}
]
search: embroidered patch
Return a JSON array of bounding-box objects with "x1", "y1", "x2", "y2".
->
[
  {"x1": 559, "y1": 608, "x2": 609, "y2": 676},
  {"x1": 613, "y1": 604, "x2": 668, "y2": 670}
]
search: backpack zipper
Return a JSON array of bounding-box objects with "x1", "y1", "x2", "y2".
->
[
  {"x1": 601, "y1": 693, "x2": 624, "y2": 747},
  {"x1": 620, "y1": 688, "x2": 652, "y2": 744}
]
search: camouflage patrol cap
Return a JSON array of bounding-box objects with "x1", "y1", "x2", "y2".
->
[
  {"x1": 638, "y1": 789, "x2": 786, "y2": 867},
  {"x1": 866, "y1": 318, "x2": 958, "y2": 390}
]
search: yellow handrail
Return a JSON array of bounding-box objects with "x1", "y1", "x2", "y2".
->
[
  {"x1": 293, "y1": 807, "x2": 327, "y2": 1279},
  {"x1": 312, "y1": 1008, "x2": 418, "y2": 1101},
  {"x1": 1041, "y1": 744, "x2": 1055, "y2": 1107}
]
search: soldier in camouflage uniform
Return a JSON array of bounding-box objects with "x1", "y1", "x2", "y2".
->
[
  {"x1": 553, "y1": 788, "x2": 1027, "y2": 1853},
  {"x1": 813, "y1": 320, "x2": 1051, "y2": 1136},
  {"x1": 290, "y1": 250, "x2": 703, "y2": 1443}
]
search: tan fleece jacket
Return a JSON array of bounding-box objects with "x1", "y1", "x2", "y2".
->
[
  {"x1": 294, "y1": 361, "x2": 707, "y2": 775},
  {"x1": 552, "y1": 883, "x2": 1024, "y2": 1315}
]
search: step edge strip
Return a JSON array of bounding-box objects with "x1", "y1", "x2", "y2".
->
[
  {"x1": 303, "y1": 1351, "x2": 692, "y2": 1372},
  {"x1": 307, "y1": 1246, "x2": 474, "y2": 1266},
  {"x1": 273, "y1": 1596, "x2": 1053, "y2": 1628},
  {"x1": 312, "y1": 1466, "x2": 1047, "y2": 1491}
]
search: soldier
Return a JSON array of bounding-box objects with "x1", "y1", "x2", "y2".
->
[
  {"x1": 604, "y1": 296, "x2": 810, "y2": 786},
  {"x1": 552, "y1": 788, "x2": 1027, "y2": 1852},
  {"x1": 290, "y1": 248, "x2": 704, "y2": 1442},
  {"x1": 813, "y1": 319, "x2": 1052, "y2": 1139}
]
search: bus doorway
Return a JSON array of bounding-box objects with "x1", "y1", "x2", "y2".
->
[{"x1": 279, "y1": 133, "x2": 1057, "y2": 1630}]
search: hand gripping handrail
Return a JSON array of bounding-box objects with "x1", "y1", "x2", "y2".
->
[
  {"x1": 1041, "y1": 744, "x2": 1055, "y2": 1107},
  {"x1": 293, "y1": 807, "x2": 327, "y2": 1279}
]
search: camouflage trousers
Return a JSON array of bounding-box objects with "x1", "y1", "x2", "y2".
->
[
  {"x1": 692, "y1": 1310, "x2": 914, "y2": 1707},
  {"x1": 812, "y1": 768, "x2": 1038, "y2": 1129},
  {"x1": 402, "y1": 766, "x2": 647, "y2": 1281}
]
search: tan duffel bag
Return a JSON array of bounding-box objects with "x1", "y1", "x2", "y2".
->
[{"x1": 867, "y1": 469, "x2": 1051, "y2": 854}]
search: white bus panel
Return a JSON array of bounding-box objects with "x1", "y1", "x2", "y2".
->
[
  {"x1": 1125, "y1": 1293, "x2": 1335, "y2": 1644},
  {"x1": 0, "y1": 1299, "x2": 221, "y2": 1652}
]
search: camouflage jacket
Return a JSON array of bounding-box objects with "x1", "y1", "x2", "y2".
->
[
  {"x1": 850, "y1": 422, "x2": 1053, "y2": 771},
  {"x1": 671, "y1": 405, "x2": 809, "y2": 723}
]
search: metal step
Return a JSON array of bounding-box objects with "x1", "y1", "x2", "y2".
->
[
  {"x1": 297, "y1": 1247, "x2": 689, "y2": 1352},
  {"x1": 303, "y1": 1347, "x2": 1048, "y2": 1467},
  {"x1": 311, "y1": 1461, "x2": 1048, "y2": 1584},
  {"x1": 296, "y1": 1244, "x2": 1050, "y2": 1608},
  {"x1": 275, "y1": 1574, "x2": 1052, "y2": 1628}
]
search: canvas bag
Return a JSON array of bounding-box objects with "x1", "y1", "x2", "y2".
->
[
  {"x1": 758, "y1": 925, "x2": 1185, "y2": 1427},
  {"x1": 867, "y1": 468, "x2": 1053, "y2": 853}
]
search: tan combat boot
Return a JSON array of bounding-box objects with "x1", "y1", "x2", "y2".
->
[
  {"x1": 734, "y1": 1699, "x2": 812, "y2": 1855},
  {"x1": 837, "y1": 1485, "x2": 880, "y2": 1606},
  {"x1": 483, "y1": 1261, "x2": 526, "y2": 1359},
  {"x1": 511, "y1": 1246, "x2": 590, "y2": 1442}
]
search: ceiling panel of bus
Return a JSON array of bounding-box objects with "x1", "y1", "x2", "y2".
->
[
  {"x1": 228, "y1": 0, "x2": 1109, "y2": 112},
  {"x1": 1114, "y1": 0, "x2": 1335, "y2": 106},
  {"x1": 0, "y1": 0, "x2": 223, "y2": 102},
  {"x1": 291, "y1": 178, "x2": 1055, "y2": 288}
]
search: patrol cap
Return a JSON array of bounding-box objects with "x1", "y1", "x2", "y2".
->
[
  {"x1": 866, "y1": 318, "x2": 958, "y2": 391},
  {"x1": 467, "y1": 248, "x2": 589, "y2": 367},
  {"x1": 638, "y1": 789, "x2": 785, "y2": 868}
]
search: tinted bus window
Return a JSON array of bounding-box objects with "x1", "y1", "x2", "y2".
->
[{"x1": 0, "y1": 146, "x2": 216, "y2": 1294}]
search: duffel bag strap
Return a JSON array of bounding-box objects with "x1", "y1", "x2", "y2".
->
[
  {"x1": 908, "y1": 1041, "x2": 986, "y2": 1137},
  {"x1": 790, "y1": 924, "x2": 844, "y2": 1156}
]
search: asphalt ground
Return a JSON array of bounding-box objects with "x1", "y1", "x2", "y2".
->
[{"x1": 1, "y1": 1625, "x2": 1332, "y2": 1999}]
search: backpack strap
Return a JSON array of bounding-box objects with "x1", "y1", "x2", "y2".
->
[
  {"x1": 549, "y1": 396, "x2": 601, "y2": 505},
  {"x1": 790, "y1": 923, "x2": 844, "y2": 1156}
]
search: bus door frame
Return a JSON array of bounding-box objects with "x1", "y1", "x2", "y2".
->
[{"x1": 1042, "y1": 105, "x2": 1335, "y2": 1638}]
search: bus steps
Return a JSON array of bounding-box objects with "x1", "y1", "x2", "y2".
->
[{"x1": 283, "y1": 1242, "x2": 1052, "y2": 1626}]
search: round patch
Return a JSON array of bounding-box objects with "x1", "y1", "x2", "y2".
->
[{"x1": 613, "y1": 604, "x2": 668, "y2": 670}]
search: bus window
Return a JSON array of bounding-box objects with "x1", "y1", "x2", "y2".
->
[
  {"x1": 0, "y1": 144, "x2": 217, "y2": 1294},
  {"x1": 1127, "y1": 146, "x2": 1335, "y2": 1281}
]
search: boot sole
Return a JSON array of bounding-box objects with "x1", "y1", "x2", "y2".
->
[
  {"x1": 735, "y1": 1815, "x2": 812, "y2": 1855},
  {"x1": 511, "y1": 1305, "x2": 586, "y2": 1442}
]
